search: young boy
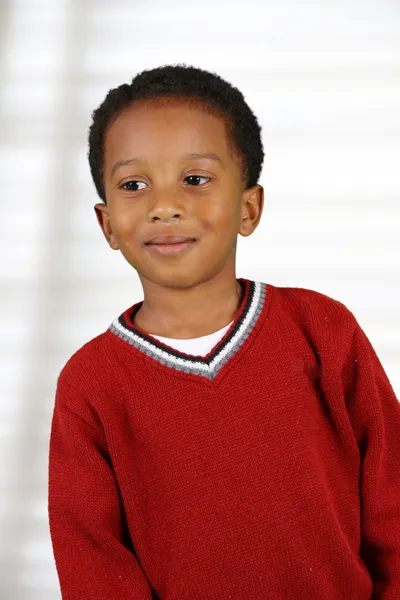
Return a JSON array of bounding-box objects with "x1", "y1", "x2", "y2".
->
[{"x1": 48, "y1": 64, "x2": 400, "y2": 599}]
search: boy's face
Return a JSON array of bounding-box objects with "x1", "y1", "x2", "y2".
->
[{"x1": 94, "y1": 98, "x2": 263, "y2": 291}]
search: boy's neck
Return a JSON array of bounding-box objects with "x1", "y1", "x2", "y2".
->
[{"x1": 133, "y1": 279, "x2": 244, "y2": 340}]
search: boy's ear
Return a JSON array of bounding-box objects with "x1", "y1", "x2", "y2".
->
[
  {"x1": 93, "y1": 203, "x2": 120, "y2": 250},
  {"x1": 239, "y1": 184, "x2": 264, "y2": 237}
]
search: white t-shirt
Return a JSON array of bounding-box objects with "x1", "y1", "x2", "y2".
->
[{"x1": 149, "y1": 320, "x2": 234, "y2": 357}]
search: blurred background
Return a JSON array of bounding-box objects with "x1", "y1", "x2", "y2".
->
[{"x1": 0, "y1": 0, "x2": 399, "y2": 598}]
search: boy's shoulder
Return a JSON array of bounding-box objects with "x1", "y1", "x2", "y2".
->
[
  {"x1": 268, "y1": 281, "x2": 359, "y2": 338},
  {"x1": 55, "y1": 326, "x2": 117, "y2": 401},
  {"x1": 266, "y1": 282, "x2": 365, "y2": 372}
]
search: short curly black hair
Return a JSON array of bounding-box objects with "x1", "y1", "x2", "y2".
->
[{"x1": 88, "y1": 63, "x2": 264, "y2": 203}]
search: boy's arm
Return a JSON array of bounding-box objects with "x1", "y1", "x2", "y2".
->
[
  {"x1": 345, "y1": 321, "x2": 400, "y2": 599},
  {"x1": 48, "y1": 387, "x2": 154, "y2": 600}
]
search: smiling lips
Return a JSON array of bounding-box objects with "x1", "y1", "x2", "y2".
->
[
  {"x1": 145, "y1": 234, "x2": 197, "y2": 245},
  {"x1": 144, "y1": 233, "x2": 197, "y2": 257},
  {"x1": 145, "y1": 237, "x2": 197, "y2": 257}
]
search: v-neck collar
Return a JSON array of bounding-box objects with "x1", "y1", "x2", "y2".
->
[{"x1": 108, "y1": 278, "x2": 269, "y2": 382}]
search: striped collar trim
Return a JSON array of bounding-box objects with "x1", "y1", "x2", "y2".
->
[{"x1": 108, "y1": 279, "x2": 267, "y2": 381}]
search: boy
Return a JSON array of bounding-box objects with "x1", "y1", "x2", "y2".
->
[{"x1": 48, "y1": 64, "x2": 400, "y2": 599}]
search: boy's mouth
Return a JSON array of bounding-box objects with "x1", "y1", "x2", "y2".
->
[
  {"x1": 145, "y1": 239, "x2": 197, "y2": 257},
  {"x1": 145, "y1": 234, "x2": 197, "y2": 245}
]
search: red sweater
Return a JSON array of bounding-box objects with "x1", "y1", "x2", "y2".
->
[{"x1": 48, "y1": 278, "x2": 400, "y2": 599}]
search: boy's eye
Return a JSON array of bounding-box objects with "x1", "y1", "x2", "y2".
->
[
  {"x1": 184, "y1": 175, "x2": 210, "y2": 186},
  {"x1": 121, "y1": 181, "x2": 146, "y2": 192},
  {"x1": 120, "y1": 175, "x2": 210, "y2": 192}
]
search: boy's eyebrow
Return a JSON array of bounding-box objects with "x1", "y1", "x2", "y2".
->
[
  {"x1": 185, "y1": 153, "x2": 225, "y2": 166},
  {"x1": 110, "y1": 153, "x2": 225, "y2": 177}
]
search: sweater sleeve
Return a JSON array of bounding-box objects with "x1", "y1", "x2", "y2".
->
[
  {"x1": 345, "y1": 322, "x2": 400, "y2": 599},
  {"x1": 48, "y1": 387, "x2": 154, "y2": 600}
]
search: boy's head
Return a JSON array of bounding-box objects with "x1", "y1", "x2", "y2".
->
[{"x1": 89, "y1": 64, "x2": 265, "y2": 291}]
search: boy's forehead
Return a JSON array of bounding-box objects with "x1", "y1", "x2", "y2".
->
[
  {"x1": 105, "y1": 99, "x2": 234, "y2": 164},
  {"x1": 109, "y1": 99, "x2": 227, "y2": 139}
]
